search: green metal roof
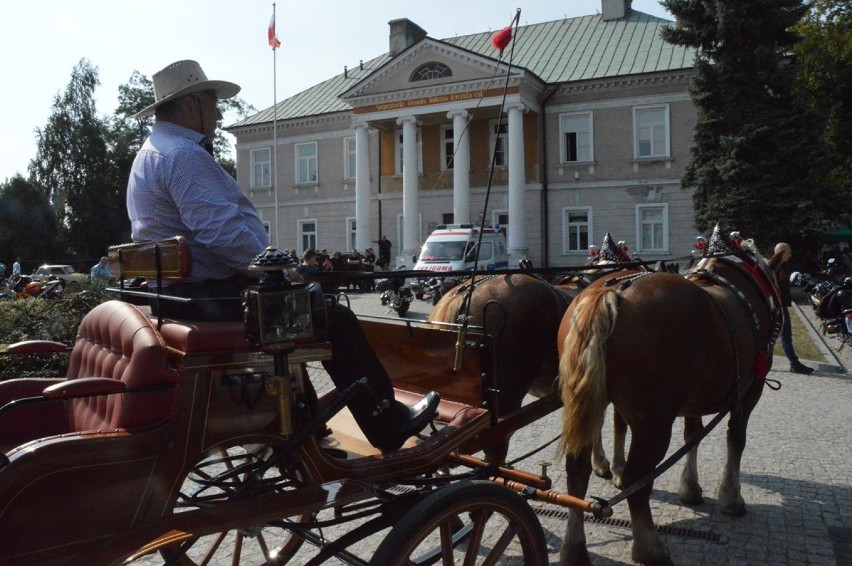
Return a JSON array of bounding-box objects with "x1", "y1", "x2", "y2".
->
[{"x1": 230, "y1": 10, "x2": 693, "y2": 128}]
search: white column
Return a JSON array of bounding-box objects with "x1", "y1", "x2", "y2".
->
[
  {"x1": 354, "y1": 121, "x2": 371, "y2": 252},
  {"x1": 397, "y1": 115, "x2": 419, "y2": 267},
  {"x1": 449, "y1": 110, "x2": 470, "y2": 224},
  {"x1": 507, "y1": 103, "x2": 528, "y2": 261}
]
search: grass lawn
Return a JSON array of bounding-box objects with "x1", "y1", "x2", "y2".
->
[{"x1": 774, "y1": 306, "x2": 826, "y2": 363}]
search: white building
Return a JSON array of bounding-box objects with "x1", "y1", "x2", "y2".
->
[{"x1": 227, "y1": 0, "x2": 697, "y2": 268}]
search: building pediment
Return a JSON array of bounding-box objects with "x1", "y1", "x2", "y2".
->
[{"x1": 341, "y1": 38, "x2": 529, "y2": 113}]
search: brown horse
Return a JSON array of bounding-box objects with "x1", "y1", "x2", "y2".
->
[
  {"x1": 557, "y1": 232, "x2": 780, "y2": 565},
  {"x1": 428, "y1": 273, "x2": 579, "y2": 464}
]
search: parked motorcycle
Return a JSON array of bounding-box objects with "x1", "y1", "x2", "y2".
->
[
  {"x1": 0, "y1": 273, "x2": 65, "y2": 300},
  {"x1": 377, "y1": 266, "x2": 413, "y2": 317},
  {"x1": 813, "y1": 278, "x2": 852, "y2": 350}
]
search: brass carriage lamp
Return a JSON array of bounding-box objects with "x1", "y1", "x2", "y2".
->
[
  {"x1": 242, "y1": 246, "x2": 313, "y2": 348},
  {"x1": 242, "y1": 246, "x2": 313, "y2": 437}
]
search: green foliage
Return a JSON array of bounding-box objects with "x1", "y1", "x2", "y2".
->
[
  {"x1": 661, "y1": 0, "x2": 845, "y2": 251},
  {"x1": 0, "y1": 175, "x2": 58, "y2": 267},
  {"x1": 28, "y1": 59, "x2": 129, "y2": 261},
  {"x1": 793, "y1": 0, "x2": 852, "y2": 226},
  {"x1": 0, "y1": 288, "x2": 110, "y2": 380}
]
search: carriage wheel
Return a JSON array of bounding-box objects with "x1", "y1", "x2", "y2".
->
[
  {"x1": 368, "y1": 480, "x2": 547, "y2": 566},
  {"x1": 156, "y1": 443, "x2": 318, "y2": 565}
]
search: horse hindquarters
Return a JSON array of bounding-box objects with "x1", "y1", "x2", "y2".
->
[{"x1": 558, "y1": 286, "x2": 618, "y2": 565}]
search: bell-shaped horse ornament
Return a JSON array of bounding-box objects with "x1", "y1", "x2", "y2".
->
[
  {"x1": 597, "y1": 233, "x2": 622, "y2": 263},
  {"x1": 707, "y1": 225, "x2": 739, "y2": 256}
]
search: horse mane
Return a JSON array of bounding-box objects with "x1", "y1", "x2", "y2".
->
[{"x1": 558, "y1": 285, "x2": 619, "y2": 457}]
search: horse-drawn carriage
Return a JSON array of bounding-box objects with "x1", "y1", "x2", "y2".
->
[
  {"x1": 0, "y1": 236, "x2": 605, "y2": 565},
  {"x1": 0, "y1": 227, "x2": 781, "y2": 565}
]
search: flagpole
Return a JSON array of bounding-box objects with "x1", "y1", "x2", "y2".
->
[{"x1": 272, "y1": 2, "x2": 280, "y2": 248}]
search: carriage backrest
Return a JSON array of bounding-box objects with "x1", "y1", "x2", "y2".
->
[{"x1": 65, "y1": 300, "x2": 178, "y2": 431}]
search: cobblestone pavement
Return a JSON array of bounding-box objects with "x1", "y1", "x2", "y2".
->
[{"x1": 133, "y1": 288, "x2": 852, "y2": 565}]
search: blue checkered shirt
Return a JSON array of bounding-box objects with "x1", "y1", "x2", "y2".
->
[{"x1": 127, "y1": 122, "x2": 269, "y2": 280}]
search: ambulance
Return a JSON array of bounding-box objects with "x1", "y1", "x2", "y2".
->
[{"x1": 413, "y1": 224, "x2": 509, "y2": 273}]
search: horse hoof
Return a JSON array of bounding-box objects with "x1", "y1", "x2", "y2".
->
[
  {"x1": 721, "y1": 502, "x2": 747, "y2": 517},
  {"x1": 681, "y1": 494, "x2": 704, "y2": 506},
  {"x1": 593, "y1": 467, "x2": 613, "y2": 480},
  {"x1": 559, "y1": 544, "x2": 592, "y2": 566}
]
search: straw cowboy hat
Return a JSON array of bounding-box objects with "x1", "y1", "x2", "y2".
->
[{"x1": 134, "y1": 60, "x2": 240, "y2": 118}]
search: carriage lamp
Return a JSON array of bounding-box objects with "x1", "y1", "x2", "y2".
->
[{"x1": 243, "y1": 246, "x2": 313, "y2": 348}]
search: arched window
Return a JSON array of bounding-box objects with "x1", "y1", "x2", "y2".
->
[{"x1": 410, "y1": 62, "x2": 452, "y2": 82}]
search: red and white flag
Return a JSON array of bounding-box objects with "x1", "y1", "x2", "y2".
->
[{"x1": 268, "y1": 13, "x2": 281, "y2": 49}]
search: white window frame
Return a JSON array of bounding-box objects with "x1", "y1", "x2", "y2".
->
[
  {"x1": 635, "y1": 203, "x2": 669, "y2": 253},
  {"x1": 343, "y1": 137, "x2": 356, "y2": 180},
  {"x1": 633, "y1": 105, "x2": 670, "y2": 159},
  {"x1": 490, "y1": 120, "x2": 509, "y2": 167},
  {"x1": 394, "y1": 128, "x2": 423, "y2": 176},
  {"x1": 440, "y1": 124, "x2": 454, "y2": 171},
  {"x1": 295, "y1": 141, "x2": 318, "y2": 185},
  {"x1": 559, "y1": 112, "x2": 594, "y2": 164},
  {"x1": 562, "y1": 207, "x2": 592, "y2": 253},
  {"x1": 250, "y1": 148, "x2": 272, "y2": 189},
  {"x1": 298, "y1": 219, "x2": 318, "y2": 256}
]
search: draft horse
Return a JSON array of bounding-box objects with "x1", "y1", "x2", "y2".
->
[
  {"x1": 428, "y1": 233, "x2": 640, "y2": 465},
  {"x1": 429, "y1": 272, "x2": 578, "y2": 464},
  {"x1": 557, "y1": 229, "x2": 781, "y2": 565}
]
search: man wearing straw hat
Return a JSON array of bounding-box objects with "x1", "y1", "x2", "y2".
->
[{"x1": 126, "y1": 60, "x2": 438, "y2": 453}]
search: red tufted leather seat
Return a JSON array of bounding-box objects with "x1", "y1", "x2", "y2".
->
[
  {"x1": 0, "y1": 300, "x2": 178, "y2": 455},
  {"x1": 64, "y1": 300, "x2": 178, "y2": 432}
]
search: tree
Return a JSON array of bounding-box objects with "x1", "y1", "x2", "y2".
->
[
  {"x1": 28, "y1": 59, "x2": 127, "y2": 260},
  {"x1": 216, "y1": 96, "x2": 257, "y2": 178},
  {"x1": 0, "y1": 175, "x2": 58, "y2": 266},
  {"x1": 793, "y1": 0, "x2": 852, "y2": 227},
  {"x1": 661, "y1": 0, "x2": 842, "y2": 253}
]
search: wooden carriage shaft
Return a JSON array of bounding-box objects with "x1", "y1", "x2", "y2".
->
[{"x1": 447, "y1": 452, "x2": 612, "y2": 518}]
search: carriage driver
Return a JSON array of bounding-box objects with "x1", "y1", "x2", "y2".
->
[{"x1": 126, "y1": 60, "x2": 439, "y2": 453}]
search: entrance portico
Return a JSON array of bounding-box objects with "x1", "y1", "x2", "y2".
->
[{"x1": 344, "y1": 37, "x2": 540, "y2": 268}]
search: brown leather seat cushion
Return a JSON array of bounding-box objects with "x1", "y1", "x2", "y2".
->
[{"x1": 66, "y1": 300, "x2": 178, "y2": 431}]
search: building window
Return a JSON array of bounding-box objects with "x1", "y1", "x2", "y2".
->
[
  {"x1": 298, "y1": 220, "x2": 317, "y2": 255},
  {"x1": 344, "y1": 137, "x2": 356, "y2": 180},
  {"x1": 251, "y1": 148, "x2": 271, "y2": 189},
  {"x1": 394, "y1": 128, "x2": 423, "y2": 176},
  {"x1": 295, "y1": 142, "x2": 318, "y2": 185},
  {"x1": 410, "y1": 62, "x2": 452, "y2": 81},
  {"x1": 636, "y1": 203, "x2": 668, "y2": 252},
  {"x1": 440, "y1": 125, "x2": 454, "y2": 171},
  {"x1": 563, "y1": 207, "x2": 592, "y2": 253},
  {"x1": 634, "y1": 105, "x2": 669, "y2": 159},
  {"x1": 559, "y1": 112, "x2": 593, "y2": 163},
  {"x1": 490, "y1": 120, "x2": 509, "y2": 167}
]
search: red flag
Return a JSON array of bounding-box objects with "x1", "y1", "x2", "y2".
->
[{"x1": 268, "y1": 13, "x2": 281, "y2": 49}]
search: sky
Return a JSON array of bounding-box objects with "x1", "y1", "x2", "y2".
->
[{"x1": 0, "y1": 0, "x2": 672, "y2": 183}]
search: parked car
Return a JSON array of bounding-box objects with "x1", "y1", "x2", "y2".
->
[{"x1": 32, "y1": 264, "x2": 90, "y2": 290}]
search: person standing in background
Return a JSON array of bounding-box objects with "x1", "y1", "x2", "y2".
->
[{"x1": 768, "y1": 242, "x2": 814, "y2": 375}]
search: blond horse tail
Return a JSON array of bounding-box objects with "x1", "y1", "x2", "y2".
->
[{"x1": 559, "y1": 286, "x2": 619, "y2": 457}]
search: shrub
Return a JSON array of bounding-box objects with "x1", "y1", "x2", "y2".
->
[{"x1": 0, "y1": 289, "x2": 110, "y2": 380}]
